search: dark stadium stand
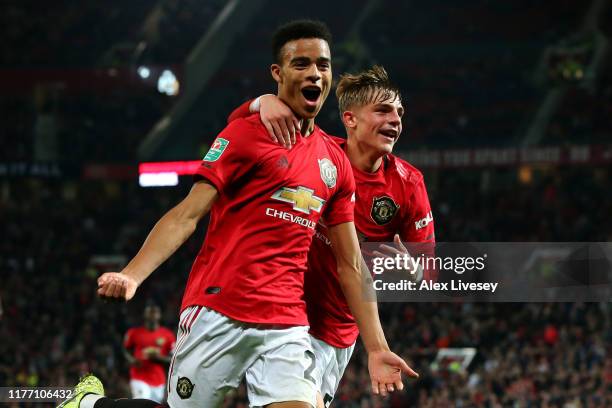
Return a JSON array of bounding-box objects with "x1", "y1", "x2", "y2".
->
[
  {"x1": 140, "y1": 0, "x2": 227, "y2": 65},
  {"x1": 1, "y1": 166, "x2": 610, "y2": 406},
  {"x1": 0, "y1": 88, "x2": 169, "y2": 163},
  {"x1": 359, "y1": 0, "x2": 591, "y2": 149},
  {"x1": 433, "y1": 167, "x2": 612, "y2": 242},
  {"x1": 0, "y1": 1, "x2": 154, "y2": 67},
  {"x1": 0, "y1": 0, "x2": 225, "y2": 163},
  {"x1": 0, "y1": 0, "x2": 224, "y2": 67},
  {"x1": 544, "y1": 70, "x2": 612, "y2": 145}
]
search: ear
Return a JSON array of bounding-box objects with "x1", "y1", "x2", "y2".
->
[
  {"x1": 342, "y1": 110, "x2": 357, "y2": 129},
  {"x1": 271, "y1": 64, "x2": 282, "y2": 84}
]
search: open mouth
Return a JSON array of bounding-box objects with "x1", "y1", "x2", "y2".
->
[
  {"x1": 301, "y1": 86, "x2": 322, "y2": 102},
  {"x1": 379, "y1": 129, "x2": 399, "y2": 140}
]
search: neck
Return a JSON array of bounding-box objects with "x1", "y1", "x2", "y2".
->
[
  {"x1": 346, "y1": 136, "x2": 384, "y2": 173},
  {"x1": 145, "y1": 323, "x2": 159, "y2": 331},
  {"x1": 300, "y1": 118, "x2": 315, "y2": 136}
]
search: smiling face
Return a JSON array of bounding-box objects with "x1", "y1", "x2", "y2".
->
[
  {"x1": 271, "y1": 38, "x2": 332, "y2": 120},
  {"x1": 343, "y1": 91, "x2": 404, "y2": 155}
]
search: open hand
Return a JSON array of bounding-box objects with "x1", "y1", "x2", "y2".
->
[
  {"x1": 259, "y1": 94, "x2": 300, "y2": 148},
  {"x1": 368, "y1": 350, "x2": 419, "y2": 396}
]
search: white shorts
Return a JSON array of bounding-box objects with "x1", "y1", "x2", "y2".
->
[
  {"x1": 129, "y1": 379, "x2": 165, "y2": 404},
  {"x1": 167, "y1": 306, "x2": 317, "y2": 408},
  {"x1": 310, "y1": 336, "x2": 355, "y2": 407}
]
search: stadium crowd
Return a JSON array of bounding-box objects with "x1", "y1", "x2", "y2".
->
[{"x1": 1, "y1": 165, "x2": 610, "y2": 407}]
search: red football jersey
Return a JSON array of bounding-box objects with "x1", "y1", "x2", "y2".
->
[
  {"x1": 124, "y1": 326, "x2": 176, "y2": 386},
  {"x1": 181, "y1": 115, "x2": 355, "y2": 325},
  {"x1": 306, "y1": 137, "x2": 435, "y2": 348}
]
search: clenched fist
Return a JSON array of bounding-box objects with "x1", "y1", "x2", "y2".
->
[{"x1": 97, "y1": 272, "x2": 138, "y2": 301}]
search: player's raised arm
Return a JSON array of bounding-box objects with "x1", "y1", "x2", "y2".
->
[
  {"x1": 97, "y1": 181, "x2": 218, "y2": 301},
  {"x1": 327, "y1": 222, "x2": 419, "y2": 396}
]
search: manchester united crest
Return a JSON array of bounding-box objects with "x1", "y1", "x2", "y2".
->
[
  {"x1": 176, "y1": 377, "x2": 194, "y2": 399},
  {"x1": 318, "y1": 158, "x2": 337, "y2": 188},
  {"x1": 371, "y1": 196, "x2": 399, "y2": 225}
]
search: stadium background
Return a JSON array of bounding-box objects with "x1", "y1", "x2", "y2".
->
[{"x1": 1, "y1": 0, "x2": 611, "y2": 406}]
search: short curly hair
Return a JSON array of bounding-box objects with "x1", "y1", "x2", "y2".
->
[{"x1": 272, "y1": 20, "x2": 332, "y2": 64}]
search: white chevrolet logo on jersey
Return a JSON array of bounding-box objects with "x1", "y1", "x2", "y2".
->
[{"x1": 271, "y1": 186, "x2": 325, "y2": 214}]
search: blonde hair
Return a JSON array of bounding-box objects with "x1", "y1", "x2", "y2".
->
[{"x1": 336, "y1": 65, "x2": 401, "y2": 113}]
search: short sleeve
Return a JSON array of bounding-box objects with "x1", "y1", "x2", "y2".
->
[
  {"x1": 194, "y1": 119, "x2": 260, "y2": 193},
  {"x1": 323, "y1": 155, "x2": 356, "y2": 226}
]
